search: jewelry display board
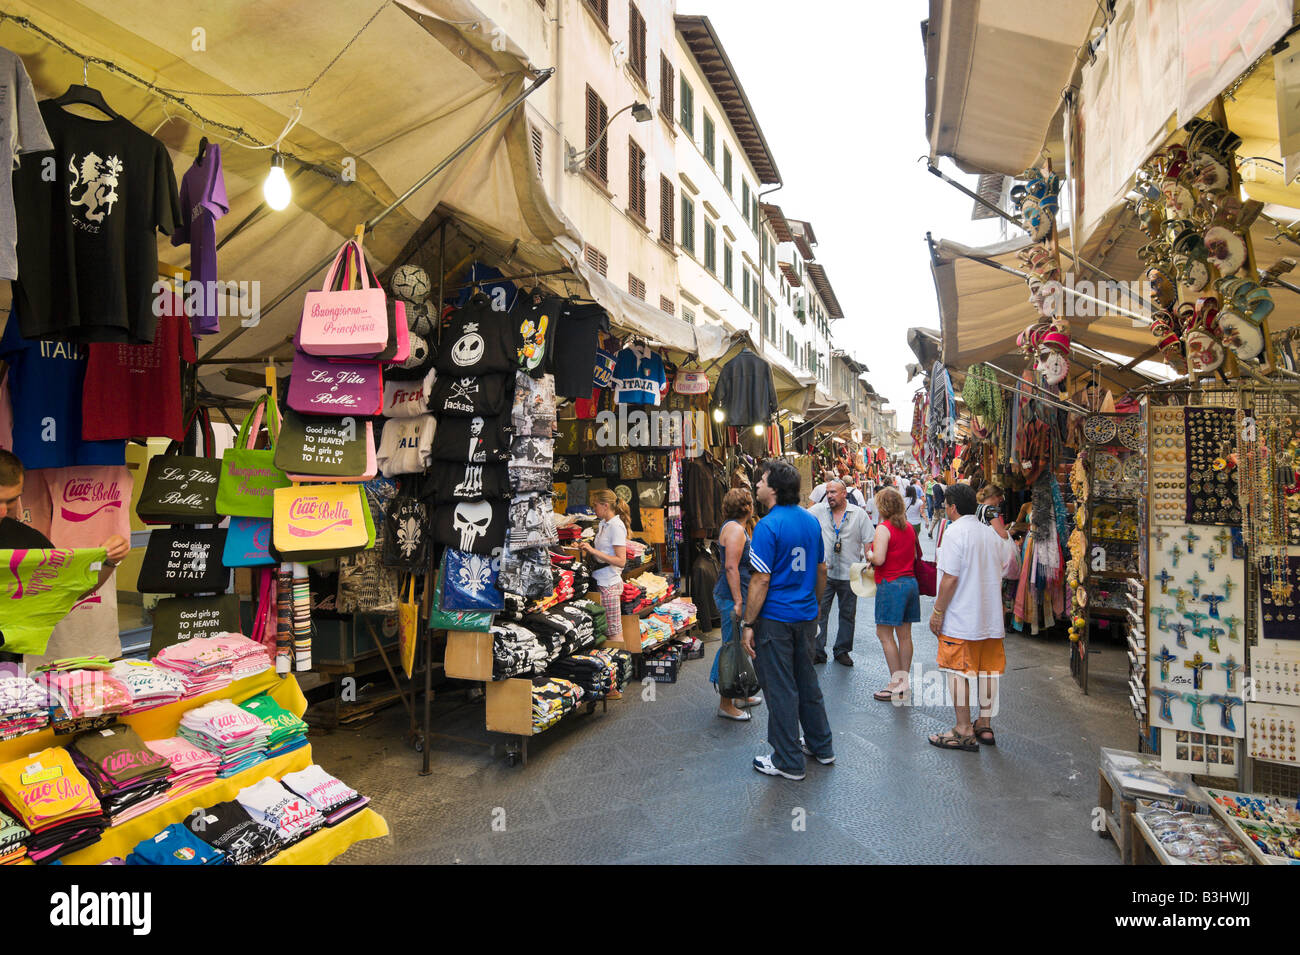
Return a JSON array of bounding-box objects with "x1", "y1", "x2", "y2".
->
[
  {"x1": 1184, "y1": 406, "x2": 1242, "y2": 525},
  {"x1": 1246, "y1": 702, "x2": 1298, "y2": 766}
]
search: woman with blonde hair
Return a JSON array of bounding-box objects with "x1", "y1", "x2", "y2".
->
[
  {"x1": 582, "y1": 489, "x2": 631, "y2": 697},
  {"x1": 712, "y1": 488, "x2": 762, "y2": 720},
  {"x1": 867, "y1": 487, "x2": 919, "y2": 702}
]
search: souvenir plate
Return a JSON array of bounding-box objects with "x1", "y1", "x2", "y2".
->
[{"x1": 1083, "y1": 415, "x2": 1117, "y2": 444}]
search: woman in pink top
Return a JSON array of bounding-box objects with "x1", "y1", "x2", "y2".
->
[{"x1": 867, "y1": 488, "x2": 919, "y2": 702}]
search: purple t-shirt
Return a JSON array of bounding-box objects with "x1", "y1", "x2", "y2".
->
[{"x1": 171, "y1": 145, "x2": 229, "y2": 336}]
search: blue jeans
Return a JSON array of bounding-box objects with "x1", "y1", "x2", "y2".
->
[
  {"x1": 752, "y1": 617, "x2": 833, "y2": 773},
  {"x1": 710, "y1": 594, "x2": 734, "y2": 687}
]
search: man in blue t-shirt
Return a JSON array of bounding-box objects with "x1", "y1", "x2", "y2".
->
[{"x1": 740, "y1": 459, "x2": 833, "y2": 780}]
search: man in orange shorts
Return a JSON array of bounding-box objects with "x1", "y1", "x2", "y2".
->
[{"x1": 925, "y1": 482, "x2": 1019, "y2": 752}]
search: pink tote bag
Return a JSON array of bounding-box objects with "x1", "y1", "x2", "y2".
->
[{"x1": 299, "y1": 240, "x2": 389, "y2": 357}]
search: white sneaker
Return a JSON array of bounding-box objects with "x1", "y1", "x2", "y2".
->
[
  {"x1": 752, "y1": 754, "x2": 805, "y2": 780},
  {"x1": 799, "y1": 737, "x2": 836, "y2": 765}
]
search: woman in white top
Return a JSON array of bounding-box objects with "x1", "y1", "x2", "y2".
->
[
  {"x1": 581, "y1": 489, "x2": 630, "y2": 697},
  {"x1": 904, "y1": 486, "x2": 924, "y2": 538}
]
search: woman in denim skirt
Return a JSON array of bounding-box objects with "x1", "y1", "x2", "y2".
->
[
  {"x1": 712, "y1": 489, "x2": 762, "y2": 720},
  {"x1": 868, "y1": 488, "x2": 920, "y2": 702}
]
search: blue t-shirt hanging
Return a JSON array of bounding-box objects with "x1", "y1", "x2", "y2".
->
[
  {"x1": 614, "y1": 344, "x2": 666, "y2": 405},
  {"x1": 0, "y1": 312, "x2": 125, "y2": 468}
]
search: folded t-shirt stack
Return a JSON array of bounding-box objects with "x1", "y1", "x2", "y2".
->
[
  {"x1": 524, "y1": 604, "x2": 597, "y2": 658},
  {"x1": 239, "y1": 693, "x2": 309, "y2": 759},
  {"x1": 555, "y1": 524, "x2": 582, "y2": 543},
  {"x1": 531, "y1": 676, "x2": 583, "y2": 733},
  {"x1": 653, "y1": 598, "x2": 698, "y2": 633},
  {"x1": 548, "y1": 653, "x2": 615, "y2": 699},
  {"x1": 34, "y1": 656, "x2": 113, "y2": 673},
  {"x1": 154, "y1": 637, "x2": 237, "y2": 697},
  {"x1": 526, "y1": 568, "x2": 574, "y2": 614},
  {"x1": 640, "y1": 616, "x2": 674, "y2": 650},
  {"x1": 0, "y1": 675, "x2": 49, "y2": 740},
  {"x1": 178, "y1": 700, "x2": 271, "y2": 777},
  {"x1": 39, "y1": 670, "x2": 132, "y2": 721},
  {"x1": 69, "y1": 723, "x2": 173, "y2": 825},
  {"x1": 184, "y1": 799, "x2": 278, "y2": 865},
  {"x1": 211, "y1": 633, "x2": 273, "y2": 680},
  {"x1": 109, "y1": 661, "x2": 186, "y2": 712},
  {"x1": 282, "y1": 764, "x2": 369, "y2": 825},
  {"x1": 144, "y1": 737, "x2": 221, "y2": 799},
  {"x1": 0, "y1": 808, "x2": 30, "y2": 864},
  {"x1": 126, "y1": 823, "x2": 224, "y2": 865},
  {"x1": 492, "y1": 623, "x2": 549, "y2": 680},
  {"x1": 235, "y1": 777, "x2": 324, "y2": 846},
  {"x1": 0, "y1": 747, "x2": 105, "y2": 864}
]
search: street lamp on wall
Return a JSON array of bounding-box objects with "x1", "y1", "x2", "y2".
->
[{"x1": 566, "y1": 102, "x2": 653, "y2": 172}]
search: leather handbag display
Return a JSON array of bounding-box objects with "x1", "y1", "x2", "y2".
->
[
  {"x1": 274, "y1": 408, "x2": 376, "y2": 481},
  {"x1": 299, "y1": 240, "x2": 389, "y2": 357},
  {"x1": 272, "y1": 483, "x2": 373, "y2": 562},
  {"x1": 136, "y1": 408, "x2": 220, "y2": 525},
  {"x1": 216, "y1": 395, "x2": 290, "y2": 519},
  {"x1": 222, "y1": 516, "x2": 275, "y2": 568},
  {"x1": 137, "y1": 527, "x2": 230, "y2": 594}
]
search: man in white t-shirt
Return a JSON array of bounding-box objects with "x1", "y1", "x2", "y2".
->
[{"x1": 925, "y1": 482, "x2": 1018, "y2": 753}]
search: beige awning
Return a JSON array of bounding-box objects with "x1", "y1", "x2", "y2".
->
[
  {"x1": 4, "y1": 0, "x2": 581, "y2": 397},
  {"x1": 924, "y1": 0, "x2": 1101, "y2": 175}
]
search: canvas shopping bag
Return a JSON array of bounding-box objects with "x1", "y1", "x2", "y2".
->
[
  {"x1": 272, "y1": 483, "x2": 370, "y2": 562},
  {"x1": 299, "y1": 240, "x2": 389, "y2": 357},
  {"x1": 217, "y1": 395, "x2": 290, "y2": 518},
  {"x1": 274, "y1": 408, "x2": 375, "y2": 481},
  {"x1": 399, "y1": 575, "x2": 418, "y2": 679},
  {"x1": 136, "y1": 407, "x2": 220, "y2": 524},
  {"x1": 222, "y1": 516, "x2": 275, "y2": 568},
  {"x1": 137, "y1": 528, "x2": 230, "y2": 594},
  {"x1": 148, "y1": 593, "x2": 242, "y2": 656}
]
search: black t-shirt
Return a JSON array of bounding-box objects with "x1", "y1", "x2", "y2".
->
[
  {"x1": 514, "y1": 291, "x2": 558, "y2": 378},
  {"x1": 437, "y1": 295, "x2": 519, "y2": 376},
  {"x1": 430, "y1": 414, "x2": 511, "y2": 463},
  {"x1": 420, "y1": 461, "x2": 510, "y2": 503},
  {"x1": 14, "y1": 103, "x2": 182, "y2": 344},
  {"x1": 0, "y1": 517, "x2": 53, "y2": 549},
  {"x1": 550, "y1": 302, "x2": 609, "y2": 397},
  {"x1": 432, "y1": 498, "x2": 509, "y2": 555},
  {"x1": 429, "y1": 372, "x2": 510, "y2": 417}
]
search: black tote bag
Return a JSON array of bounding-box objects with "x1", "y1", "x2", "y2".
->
[
  {"x1": 136, "y1": 407, "x2": 221, "y2": 524},
  {"x1": 149, "y1": 594, "x2": 242, "y2": 656},
  {"x1": 137, "y1": 528, "x2": 230, "y2": 594}
]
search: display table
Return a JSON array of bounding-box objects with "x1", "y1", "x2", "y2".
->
[{"x1": 5, "y1": 671, "x2": 388, "y2": 865}]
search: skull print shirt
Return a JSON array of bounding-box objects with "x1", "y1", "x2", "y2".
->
[
  {"x1": 432, "y1": 497, "x2": 509, "y2": 555},
  {"x1": 436, "y1": 296, "x2": 520, "y2": 376}
]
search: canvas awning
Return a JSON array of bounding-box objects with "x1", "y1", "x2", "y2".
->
[
  {"x1": 3, "y1": 0, "x2": 591, "y2": 398},
  {"x1": 923, "y1": 0, "x2": 1100, "y2": 175}
]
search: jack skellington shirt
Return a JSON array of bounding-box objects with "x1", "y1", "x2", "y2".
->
[
  {"x1": 437, "y1": 293, "x2": 519, "y2": 376},
  {"x1": 430, "y1": 414, "x2": 511, "y2": 463}
]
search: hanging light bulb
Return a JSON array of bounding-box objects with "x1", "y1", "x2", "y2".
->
[
  {"x1": 753, "y1": 423, "x2": 765, "y2": 435},
  {"x1": 263, "y1": 152, "x2": 291, "y2": 210},
  {"x1": 712, "y1": 408, "x2": 725, "y2": 423}
]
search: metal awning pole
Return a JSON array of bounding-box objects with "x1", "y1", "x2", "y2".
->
[
  {"x1": 201, "y1": 67, "x2": 555, "y2": 363},
  {"x1": 958, "y1": 250, "x2": 1150, "y2": 325},
  {"x1": 926, "y1": 161, "x2": 1158, "y2": 315},
  {"x1": 981, "y1": 361, "x2": 1088, "y2": 415}
]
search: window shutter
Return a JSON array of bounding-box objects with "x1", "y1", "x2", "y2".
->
[
  {"x1": 679, "y1": 77, "x2": 693, "y2": 134},
  {"x1": 585, "y1": 244, "x2": 608, "y2": 277},
  {"x1": 724, "y1": 244, "x2": 733, "y2": 290},
  {"x1": 628, "y1": 274, "x2": 646, "y2": 300},
  {"x1": 704, "y1": 221, "x2": 716, "y2": 273},
  {"x1": 723, "y1": 147, "x2": 732, "y2": 193},
  {"x1": 530, "y1": 124, "x2": 544, "y2": 177},
  {"x1": 659, "y1": 175, "x2": 674, "y2": 244},
  {"x1": 703, "y1": 114, "x2": 714, "y2": 166},
  {"x1": 586, "y1": 0, "x2": 608, "y2": 25},
  {"x1": 628, "y1": 139, "x2": 646, "y2": 220},
  {"x1": 585, "y1": 86, "x2": 608, "y2": 183},
  {"x1": 659, "y1": 295, "x2": 674, "y2": 315},
  {"x1": 660, "y1": 54, "x2": 674, "y2": 120},
  {"x1": 629, "y1": 3, "x2": 647, "y2": 81}
]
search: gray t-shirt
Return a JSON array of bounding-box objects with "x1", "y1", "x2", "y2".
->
[
  {"x1": 809, "y1": 501, "x2": 873, "y2": 580},
  {"x1": 0, "y1": 49, "x2": 52, "y2": 280}
]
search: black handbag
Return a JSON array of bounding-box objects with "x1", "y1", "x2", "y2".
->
[
  {"x1": 136, "y1": 407, "x2": 221, "y2": 524},
  {"x1": 149, "y1": 594, "x2": 242, "y2": 656},
  {"x1": 138, "y1": 528, "x2": 230, "y2": 594}
]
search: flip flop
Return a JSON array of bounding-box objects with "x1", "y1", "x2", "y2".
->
[{"x1": 873, "y1": 689, "x2": 894, "y2": 702}]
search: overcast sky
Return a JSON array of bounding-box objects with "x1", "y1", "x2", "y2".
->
[{"x1": 692, "y1": 0, "x2": 1003, "y2": 430}]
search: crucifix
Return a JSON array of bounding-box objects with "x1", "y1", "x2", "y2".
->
[
  {"x1": 1206, "y1": 548, "x2": 1217, "y2": 572},
  {"x1": 1183, "y1": 690, "x2": 1211, "y2": 729},
  {"x1": 1169, "y1": 622, "x2": 1192, "y2": 649},
  {"x1": 1196, "y1": 626, "x2": 1225, "y2": 654},
  {"x1": 1155, "y1": 569, "x2": 1174, "y2": 594},
  {"x1": 1187, "y1": 572, "x2": 1206, "y2": 598},
  {"x1": 1184, "y1": 652, "x2": 1211, "y2": 690},
  {"x1": 1169, "y1": 588, "x2": 1192, "y2": 612},
  {"x1": 1218, "y1": 655, "x2": 1243, "y2": 692},
  {"x1": 1180, "y1": 528, "x2": 1202, "y2": 553},
  {"x1": 1209, "y1": 694, "x2": 1243, "y2": 732},
  {"x1": 1201, "y1": 593, "x2": 1226, "y2": 619},
  {"x1": 1183, "y1": 610, "x2": 1208, "y2": 635},
  {"x1": 1152, "y1": 606, "x2": 1175, "y2": 631},
  {"x1": 1222, "y1": 615, "x2": 1242, "y2": 641},
  {"x1": 1154, "y1": 645, "x2": 1178, "y2": 682},
  {"x1": 1213, "y1": 528, "x2": 1233, "y2": 554},
  {"x1": 1152, "y1": 687, "x2": 1180, "y2": 723},
  {"x1": 1152, "y1": 526, "x2": 1171, "y2": 550},
  {"x1": 1167, "y1": 546, "x2": 1182, "y2": 569},
  {"x1": 1222, "y1": 577, "x2": 1236, "y2": 600}
]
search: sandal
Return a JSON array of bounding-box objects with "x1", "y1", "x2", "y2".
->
[
  {"x1": 928, "y1": 728, "x2": 978, "y2": 752},
  {"x1": 974, "y1": 721, "x2": 996, "y2": 746},
  {"x1": 873, "y1": 689, "x2": 894, "y2": 702}
]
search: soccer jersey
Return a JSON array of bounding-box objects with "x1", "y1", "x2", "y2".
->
[{"x1": 749, "y1": 504, "x2": 825, "y2": 622}]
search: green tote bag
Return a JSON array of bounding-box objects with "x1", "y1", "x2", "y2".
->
[{"x1": 216, "y1": 394, "x2": 291, "y2": 518}]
